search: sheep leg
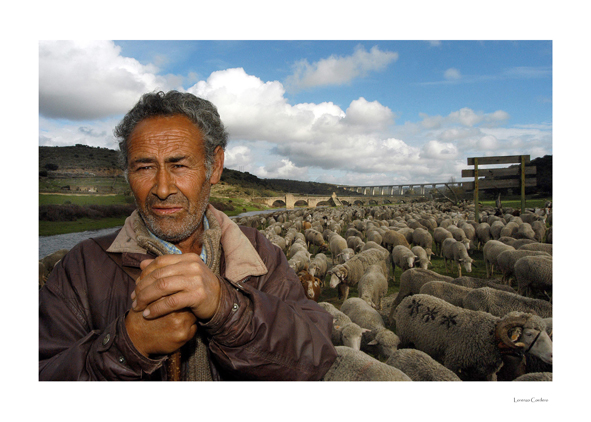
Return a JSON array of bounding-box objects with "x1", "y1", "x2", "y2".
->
[{"x1": 457, "y1": 262, "x2": 462, "y2": 278}]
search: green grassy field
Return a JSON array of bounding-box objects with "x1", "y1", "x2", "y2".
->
[
  {"x1": 39, "y1": 193, "x2": 272, "y2": 236},
  {"x1": 39, "y1": 193, "x2": 133, "y2": 206}
]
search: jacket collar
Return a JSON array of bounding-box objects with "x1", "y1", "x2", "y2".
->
[{"x1": 107, "y1": 205, "x2": 268, "y2": 283}]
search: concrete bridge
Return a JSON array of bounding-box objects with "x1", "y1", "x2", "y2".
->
[{"x1": 336, "y1": 182, "x2": 463, "y2": 196}]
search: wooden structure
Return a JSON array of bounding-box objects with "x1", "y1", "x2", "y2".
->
[{"x1": 462, "y1": 155, "x2": 536, "y2": 223}]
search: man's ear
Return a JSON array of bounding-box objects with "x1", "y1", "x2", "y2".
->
[{"x1": 209, "y1": 146, "x2": 225, "y2": 185}]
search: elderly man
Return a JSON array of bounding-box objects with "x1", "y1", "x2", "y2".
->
[{"x1": 39, "y1": 91, "x2": 337, "y2": 380}]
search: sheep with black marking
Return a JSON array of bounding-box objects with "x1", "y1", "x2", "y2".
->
[
  {"x1": 341, "y1": 297, "x2": 401, "y2": 359},
  {"x1": 463, "y1": 287, "x2": 552, "y2": 318},
  {"x1": 394, "y1": 294, "x2": 553, "y2": 381},
  {"x1": 328, "y1": 248, "x2": 389, "y2": 301},
  {"x1": 322, "y1": 346, "x2": 412, "y2": 381},
  {"x1": 390, "y1": 268, "x2": 454, "y2": 316},
  {"x1": 386, "y1": 349, "x2": 461, "y2": 381},
  {"x1": 318, "y1": 302, "x2": 369, "y2": 351},
  {"x1": 358, "y1": 264, "x2": 389, "y2": 310}
]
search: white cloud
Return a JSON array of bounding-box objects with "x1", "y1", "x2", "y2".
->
[
  {"x1": 444, "y1": 68, "x2": 462, "y2": 80},
  {"x1": 39, "y1": 40, "x2": 181, "y2": 120},
  {"x1": 420, "y1": 140, "x2": 459, "y2": 159},
  {"x1": 285, "y1": 45, "x2": 398, "y2": 90}
]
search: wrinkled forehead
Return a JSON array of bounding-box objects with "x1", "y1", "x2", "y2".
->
[{"x1": 127, "y1": 115, "x2": 205, "y2": 160}]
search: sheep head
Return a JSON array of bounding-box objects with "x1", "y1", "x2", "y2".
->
[
  {"x1": 328, "y1": 265, "x2": 348, "y2": 288},
  {"x1": 494, "y1": 313, "x2": 552, "y2": 364}
]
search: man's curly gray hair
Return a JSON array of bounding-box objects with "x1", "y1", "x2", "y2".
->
[{"x1": 114, "y1": 90, "x2": 228, "y2": 178}]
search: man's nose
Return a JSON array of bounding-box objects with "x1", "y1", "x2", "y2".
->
[{"x1": 153, "y1": 168, "x2": 177, "y2": 199}]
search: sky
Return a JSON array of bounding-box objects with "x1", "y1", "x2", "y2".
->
[{"x1": 38, "y1": 40, "x2": 552, "y2": 187}]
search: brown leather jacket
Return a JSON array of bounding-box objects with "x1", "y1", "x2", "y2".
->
[{"x1": 39, "y1": 206, "x2": 337, "y2": 380}]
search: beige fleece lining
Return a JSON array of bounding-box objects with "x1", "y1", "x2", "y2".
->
[{"x1": 107, "y1": 205, "x2": 268, "y2": 282}]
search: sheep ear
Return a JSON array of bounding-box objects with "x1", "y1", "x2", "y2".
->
[{"x1": 368, "y1": 339, "x2": 378, "y2": 345}]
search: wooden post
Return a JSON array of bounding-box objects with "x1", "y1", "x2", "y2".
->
[
  {"x1": 473, "y1": 158, "x2": 479, "y2": 223},
  {"x1": 520, "y1": 155, "x2": 526, "y2": 214}
]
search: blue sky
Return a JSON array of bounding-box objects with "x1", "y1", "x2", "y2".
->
[{"x1": 39, "y1": 40, "x2": 552, "y2": 186}]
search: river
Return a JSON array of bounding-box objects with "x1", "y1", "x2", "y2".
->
[{"x1": 38, "y1": 208, "x2": 299, "y2": 259}]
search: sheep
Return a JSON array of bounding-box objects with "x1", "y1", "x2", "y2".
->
[
  {"x1": 366, "y1": 230, "x2": 383, "y2": 246},
  {"x1": 514, "y1": 222, "x2": 537, "y2": 240},
  {"x1": 460, "y1": 222, "x2": 476, "y2": 250},
  {"x1": 483, "y1": 240, "x2": 515, "y2": 278},
  {"x1": 463, "y1": 287, "x2": 552, "y2": 318},
  {"x1": 297, "y1": 270, "x2": 321, "y2": 302},
  {"x1": 411, "y1": 228, "x2": 434, "y2": 256},
  {"x1": 500, "y1": 221, "x2": 520, "y2": 238},
  {"x1": 397, "y1": 227, "x2": 415, "y2": 245},
  {"x1": 411, "y1": 246, "x2": 432, "y2": 270},
  {"x1": 287, "y1": 240, "x2": 308, "y2": 260},
  {"x1": 447, "y1": 226, "x2": 471, "y2": 251},
  {"x1": 357, "y1": 264, "x2": 389, "y2": 310},
  {"x1": 475, "y1": 222, "x2": 492, "y2": 250},
  {"x1": 361, "y1": 241, "x2": 389, "y2": 255},
  {"x1": 394, "y1": 294, "x2": 553, "y2": 381},
  {"x1": 329, "y1": 234, "x2": 348, "y2": 265},
  {"x1": 433, "y1": 227, "x2": 453, "y2": 257},
  {"x1": 531, "y1": 220, "x2": 547, "y2": 243},
  {"x1": 385, "y1": 349, "x2": 461, "y2": 381},
  {"x1": 441, "y1": 238, "x2": 473, "y2": 277},
  {"x1": 496, "y1": 249, "x2": 551, "y2": 284},
  {"x1": 318, "y1": 302, "x2": 369, "y2": 350},
  {"x1": 513, "y1": 372, "x2": 552, "y2": 381},
  {"x1": 304, "y1": 228, "x2": 328, "y2": 252},
  {"x1": 490, "y1": 220, "x2": 506, "y2": 240},
  {"x1": 39, "y1": 248, "x2": 69, "y2": 287},
  {"x1": 322, "y1": 346, "x2": 412, "y2": 381},
  {"x1": 308, "y1": 252, "x2": 328, "y2": 283},
  {"x1": 419, "y1": 280, "x2": 473, "y2": 307},
  {"x1": 391, "y1": 245, "x2": 418, "y2": 273},
  {"x1": 328, "y1": 248, "x2": 389, "y2": 301},
  {"x1": 287, "y1": 250, "x2": 311, "y2": 273},
  {"x1": 519, "y1": 243, "x2": 552, "y2": 255},
  {"x1": 341, "y1": 297, "x2": 401, "y2": 359},
  {"x1": 382, "y1": 229, "x2": 411, "y2": 251},
  {"x1": 514, "y1": 255, "x2": 553, "y2": 299},
  {"x1": 346, "y1": 235, "x2": 365, "y2": 253},
  {"x1": 336, "y1": 247, "x2": 355, "y2": 264},
  {"x1": 390, "y1": 268, "x2": 454, "y2": 316}
]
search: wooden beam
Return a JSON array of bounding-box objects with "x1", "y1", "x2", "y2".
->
[
  {"x1": 467, "y1": 155, "x2": 530, "y2": 166},
  {"x1": 461, "y1": 166, "x2": 536, "y2": 178},
  {"x1": 463, "y1": 178, "x2": 537, "y2": 190}
]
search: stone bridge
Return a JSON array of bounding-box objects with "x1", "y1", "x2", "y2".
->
[{"x1": 250, "y1": 182, "x2": 463, "y2": 210}]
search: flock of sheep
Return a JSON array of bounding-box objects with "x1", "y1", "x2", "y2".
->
[
  {"x1": 38, "y1": 198, "x2": 553, "y2": 382},
  {"x1": 235, "y1": 199, "x2": 553, "y2": 382}
]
